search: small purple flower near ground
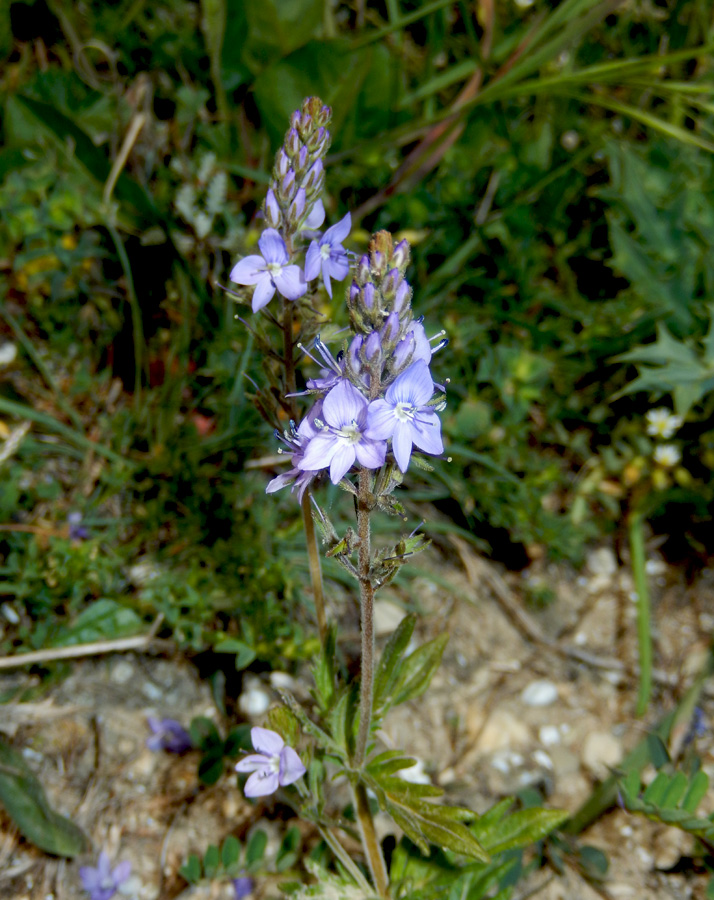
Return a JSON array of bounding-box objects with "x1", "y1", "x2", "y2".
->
[
  {"x1": 367, "y1": 359, "x2": 444, "y2": 472},
  {"x1": 266, "y1": 403, "x2": 323, "y2": 500},
  {"x1": 79, "y1": 851, "x2": 131, "y2": 900},
  {"x1": 235, "y1": 726, "x2": 306, "y2": 797},
  {"x1": 230, "y1": 229, "x2": 306, "y2": 312},
  {"x1": 233, "y1": 874, "x2": 255, "y2": 899},
  {"x1": 146, "y1": 717, "x2": 193, "y2": 754},
  {"x1": 68, "y1": 511, "x2": 89, "y2": 541},
  {"x1": 304, "y1": 212, "x2": 351, "y2": 297},
  {"x1": 299, "y1": 380, "x2": 387, "y2": 483}
]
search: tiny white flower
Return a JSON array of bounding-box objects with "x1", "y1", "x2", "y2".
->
[
  {"x1": 646, "y1": 408, "x2": 682, "y2": 440},
  {"x1": 653, "y1": 444, "x2": 681, "y2": 468}
]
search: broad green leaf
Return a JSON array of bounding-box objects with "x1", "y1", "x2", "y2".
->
[
  {"x1": 373, "y1": 614, "x2": 416, "y2": 713},
  {"x1": 578, "y1": 845, "x2": 609, "y2": 880},
  {"x1": 643, "y1": 772, "x2": 670, "y2": 806},
  {"x1": 240, "y1": 0, "x2": 322, "y2": 75},
  {"x1": 179, "y1": 854, "x2": 202, "y2": 884},
  {"x1": 190, "y1": 717, "x2": 221, "y2": 751},
  {"x1": 266, "y1": 707, "x2": 299, "y2": 749},
  {"x1": 198, "y1": 747, "x2": 224, "y2": 785},
  {"x1": 221, "y1": 834, "x2": 241, "y2": 869},
  {"x1": 246, "y1": 828, "x2": 268, "y2": 866},
  {"x1": 473, "y1": 804, "x2": 568, "y2": 855},
  {"x1": 276, "y1": 825, "x2": 301, "y2": 872},
  {"x1": 391, "y1": 633, "x2": 448, "y2": 707},
  {"x1": 661, "y1": 771, "x2": 689, "y2": 808},
  {"x1": 363, "y1": 757, "x2": 487, "y2": 860},
  {"x1": 0, "y1": 738, "x2": 87, "y2": 857},
  {"x1": 213, "y1": 638, "x2": 257, "y2": 670},
  {"x1": 682, "y1": 770, "x2": 709, "y2": 813},
  {"x1": 203, "y1": 843, "x2": 220, "y2": 877}
]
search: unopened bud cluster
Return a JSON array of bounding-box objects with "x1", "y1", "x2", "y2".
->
[{"x1": 265, "y1": 97, "x2": 331, "y2": 235}]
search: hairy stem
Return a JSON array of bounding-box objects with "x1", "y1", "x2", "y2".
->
[
  {"x1": 352, "y1": 467, "x2": 389, "y2": 896},
  {"x1": 353, "y1": 781, "x2": 389, "y2": 898},
  {"x1": 355, "y1": 467, "x2": 375, "y2": 766},
  {"x1": 629, "y1": 511, "x2": 652, "y2": 716}
]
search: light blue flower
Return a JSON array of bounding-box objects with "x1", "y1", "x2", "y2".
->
[
  {"x1": 230, "y1": 229, "x2": 306, "y2": 312},
  {"x1": 79, "y1": 852, "x2": 131, "y2": 900},
  {"x1": 304, "y1": 213, "x2": 351, "y2": 298},
  {"x1": 235, "y1": 727, "x2": 305, "y2": 798},
  {"x1": 366, "y1": 360, "x2": 444, "y2": 472}
]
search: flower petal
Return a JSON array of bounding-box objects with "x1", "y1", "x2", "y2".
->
[
  {"x1": 329, "y1": 443, "x2": 356, "y2": 483},
  {"x1": 324, "y1": 253, "x2": 350, "y2": 284},
  {"x1": 365, "y1": 399, "x2": 396, "y2": 440},
  {"x1": 279, "y1": 747, "x2": 306, "y2": 786},
  {"x1": 230, "y1": 256, "x2": 266, "y2": 285},
  {"x1": 323, "y1": 211, "x2": 351, "y2": 245},
  {"x1": 323, "y1": 380, "x2": 366, "y2": 428},
  {"x1": 251, "y1": 726, "x2": 285, "y2": 756},
  {"x1": 244, "y1": 769, "x2": 280, "y2": 797},
  {"x1": 387, "y1": 359, "x2": 434, "y2": 406},
  {"x1": 392, "y1": 424, "x2": 413, "y2": 473},
  {"x1": 266, "y1": 472, "x2": 296, "y2": 494},
  {"x1": 304, "y1": 241, "x2": 321, "y2": 281},
  {"x1": 304, "y1": 199, "x2": 325, "y2": 230},
  {"x1": 251, "y1": 276, "x2": 276, "y2": 312},
  {"x1": 235, "y1": 753, "x2": 271, "y2": 774},
  {"x1": 273, "y1": 265, "x2": 307, "y2": 300},
  {"x1": 355, "y1": 439, "x2": 386, "y2": 471},
  {"x1": 322, "y1": 265, "x2": 333, "y2": 298},
  {"x1": 299, "y1": 432, "x2": 339, "y2": 471},
  {"x1": 411, "y1": 414, "x2": 444, "y2": 456},
  {"x1": 258, "y1": 228, "x2": 289, "y2": 265},
  {"x1": 112, "y1": 861, "x2": 132, "y2": 885}
]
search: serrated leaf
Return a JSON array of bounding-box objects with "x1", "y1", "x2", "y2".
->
[
  {"x1": 474, "y1": 804, "x2": 569, "y2": 855},
  {"x1": 391, "y1": 633, "x2": 448, "y2": 708},
  {"x1": 0, "y1": 739, "x2": 88, "y2": 857},
  {"x1": 373, "y1": 615, "x2": 416, "y2": 714},
  {"x1": 363, "y1": 759, "x2": 487, "y2": 860},
  {"x1": 221, "y1": 834, "x2": 241, "y2": 869}
]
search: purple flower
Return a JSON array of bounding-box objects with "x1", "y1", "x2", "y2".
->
[
  {"x1": 298, "y1": 380, "x2": 387, "y2": 483},
  {"x1": 233, "y1": 875, "x2": 254, "y2": 899},
  {"x1": 68, "y1": 512, "x2": 89, "y2": 541},
  {"x1": 266, "y1": 404, "x2": 323, "y2": 500},
  {"x1": 366, "y1": 360, "x2": 444, "y2": 472},
  {"x1": 235, "y1": 726, "x2": 306, "y2": 798},
  {"x1": 79, "y1": 852, "x2": 131, "y2": 900},
  {"x1": 304, "y1": 212, "x2": 351, "y2": 298},
  {"x1": 230, "y1": 229, "x2": 307, "y2": 312},
  {"x1": 146, "y1": 717, "x2": 193, "y2": 754}
]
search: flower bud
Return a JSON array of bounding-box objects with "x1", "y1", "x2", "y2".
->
[
  {"x1": 365, "y1": 330, "x2": 382, "y2": 361},
  {"x1": 394, "y1": 280, "x2": 411, "y2": 314},
  {"x1": 382, "y1": 268, "x2": 400, "y2": 300},
  {"x1": 357, "y1": 255, "x2": 371, "y2": 283},
  {"x1": 290, "y1": 110, "x2": 301, "y2": 130},
  {"x1": 303, "y1": 158, "x2": 323, "y2": 191},
  {"x1": 362, "y1": 283, "x2": 375, "y2": 309},
  {"x1": 286, "y1": 128, "x2": 300, "y2": 157},
  {"x1": 280, "y1": 169, "x2": 296, "y2": 198},
  {"x1": 296, "y1": 146, "x2": 309, "y2": 172},
  {"x1": 288, "y1": 187, "x2": 306, "y2": 224},
  {"x1": 381, "y1": 311, "x2": 400, "y2": 342},
  {"x1": 307, "y1": 126, "x2": 330, "y2": 154},
  {"x1": 264, "y1": 189, "x2": 281, "y2": 229},
  {"x1": 317, "y1": 104, "x2": 331, "y2": 127},
  {"x1": 275, "y1": 148, "x2": 290, "y2": 177},
  {"x1": 392, "y1": 239, "x2": 410, "y2": 270}
]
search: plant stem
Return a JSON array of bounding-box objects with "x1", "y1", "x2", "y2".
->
[
  {"x1": 355, "y1": 467, "x2": 375, "y2": 766},
  {"x1": 353, "y1": 781, "x2": 389, "y2": 898},
  {"x1": 302, "y1": 492, "x2": 327, "y2": 642},
  {"x1": 629, "y1": 511, "x2": 652, "y2": 716},
  {"x1": 282, "y1": 296, "x2": 328, "y2": 642},
  {"x1": 352, "y1": 467, "x2": 389, "y2": 897}
]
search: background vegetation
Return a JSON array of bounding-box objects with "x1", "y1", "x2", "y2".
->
[{"x1": 1, "y1": 0, "x2": 713, "y2": 671}]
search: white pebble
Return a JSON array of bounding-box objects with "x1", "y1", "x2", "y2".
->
[
  {"x1": 539, "y1": 725, "x2": 561, "y2": 746},
  {"x1": 521, "y1": 679, "x2": 558, "y2": 707},
  {"x1": 532, "y1": 749, "x2": 553, "y2": 770},
  {"x1": 586, "y1": 547, "x2": 617, "y2": 576},
  {"x1": 238, "y1": 687, "x2": 270, "y2": 717}
]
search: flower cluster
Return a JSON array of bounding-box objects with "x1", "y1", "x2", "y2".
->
[
  {"x1": 230, "y1": 97, "x2": 351, "y2": 311},
  {"x1": 646, "y1": 407, "x2": 683, "y2": 470},
  {"x1": 268, "y1": 231, "x2": 446, "y2": 495}
]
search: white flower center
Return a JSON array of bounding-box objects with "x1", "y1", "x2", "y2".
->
[
  {"x1": 320, "y1": 244, "x2": 331, "y2": 260},
  {"x1": 267, "y1": 262, "x2": 283, "y2": 277},
  {"x1": 336, "y1": 421, "x2": 362, "y2": 444},
  {"x1": 394, "y1": 402, "x2": 416, "y2": 423}
]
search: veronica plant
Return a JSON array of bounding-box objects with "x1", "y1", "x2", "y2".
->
[{"x1": 225, "y1": 98, "x2": 566, "y2": 900}]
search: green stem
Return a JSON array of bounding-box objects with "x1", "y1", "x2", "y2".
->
[
  {"x1": 353, "y1": 781, "x2": 389, "y2": 898},
  {"x1": 355, "y1": 467, "x2": 375, "y2": 766},
  {"x1": 107, "y1": 220, "x2": 144, "y2": 412},
  {"x1": 629, "y1": 511, "x2": 652, "y2": 717}
]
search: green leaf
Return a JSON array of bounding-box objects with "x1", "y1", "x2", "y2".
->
[
  {"x1": 363, "y1": 756, "x2": 488, "y2": 860},
  {"x1": 391, "y1": 633, "x2": 449, "y2": 707},
  {"x1": 203, "y1": 843, "x2": 220, "y2": 877},
  {"x1": 266, "y1": 707, "x2": 300, "y2": 749},
  {"x1": 578, "y1": 845, "x2": 609, "y2": 880},
  {"x1": 643, "y1": 772, "x2": 670, "y2": 806},
  {"x1": 221, "y1": 834, "x2": 241, "y2": 869},
  {"x1": 276, "y1": 825, "x2": 301, "y2": 872},
  {"x1": 198, "y1": 747, "x2": 225, "y2": 785},
  {"x1": 240, "y1": 0, "x2": 323, "y2": 75},
  {"x1": 224, "y1": 725, "x2": 252, "y2": 758},
  {"x1": 373, "y1": 614, "x2": 416, "y2": 713},
  {"x1": 0, "y1": 738, "x2": 87, "y2": 857},
  {"x1": 682, "y1": 770, "x2": 709, "y2": 813},
  {"x1": 246, "y1": 828, "x2": 268, "y2": 866},
  {"x1": 313, "y1": 625, "x2": 337, "y2": 712},
  {"x1": 662, "y1": 771, "x2": 689, "y2": 808},
  {"x1": 190, "y1": 717, "x2": 222, "y2": 751},
  {"x1": 646, "y1": 733, "x2": 671, "y2": 770},
  {"x1": 473, "y1": 803, "x2": 569, "y2": 855},
  {"x1": 213, "y1": 638, "x2": 257, "y2": 670},
  {"x1": 179, "y1": 854, "x2": 202, "y2": 884}
]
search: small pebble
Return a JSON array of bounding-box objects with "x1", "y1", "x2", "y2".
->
[
  {"x1": 521, "y1": 679, "x2": 558, "y2": 707},
  {"x1": 582, "y1": 730, "x2": 622, "y2": 778},
  {"x1": 586, "y1": 547, "x2": 617, "y2": 576},
  {"x1": 374, "y1": 600, "x2": 407, "y2": 636},
  {"x1": 539, "y1": 725, "x2": 561, "y2": 746},
  {"x1": 238, "y1": 686, "x2": 270, "y2": 717},
  {"x1": 533, "y1": 749, "x2": 553, "y2": 770},
  {"x1": 111, "y1": 661, "x2": 135, "y2": 685}
]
